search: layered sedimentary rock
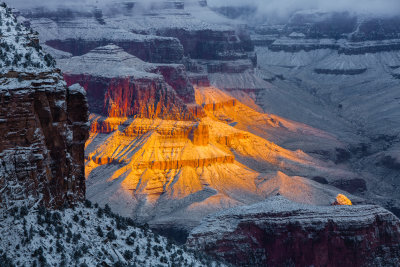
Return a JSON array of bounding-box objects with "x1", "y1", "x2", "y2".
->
[
  {"x1": 84, "y1": 81, "x2": 361, "y2": 231},
  {"x1": 27, "y1": 17, "x2": 184, "y2": 63},
  {"x1": 268, "y1": 37, "x2": 400, "y2": 55},
  {"x1": 13, "y1": 2, "x2": 387, "y2": 236},
  {"x1": 252, "y1": 10, "x2": 400, "y2": 214},
  {"x1": 286, "y1": 10, "x2": 400, "y2": 42},
  {"x1": 157, "y1": 27, "x2": 250, "y2": 60},
  {"x1": 187, "y1": 196, "x2": 400, "y2": 267},
  {"x1": 59, "y1": 45, "x2": 200, "y2": 121},
  {"x1": 147, "y1": 64, "x2": 195, "y2": 103},
  {"x1": 0, "y1": 5, "x2": 89, "y2": 208}
]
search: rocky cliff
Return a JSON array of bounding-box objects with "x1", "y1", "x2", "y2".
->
[
  {"x1": 187, "y1": 196, "x2": 400, "y2": 267},
  {"x1": 0, "y1": 4, "x2": 89, "y2": 209},
  {"x1": 25, "y1": 15, "x2": 184, "y2": 63},
  {"x1": 84, "y1": 84, "x2": 361, "y2": 232},
  {"x1": 60, "y1": 45, "x2": 201, "y2": 121}
]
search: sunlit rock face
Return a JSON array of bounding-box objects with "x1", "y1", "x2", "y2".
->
[
  {"x1": 12, "y1": 1, "x2": 383, "y2": 235},
  {"x1": 0, "y1": 5, "x2": 89, "y2": 209},
  {"x1": 83, "y1": 80, "x2": 363, "y2": 231},
  {"x1": 59, "y1": 45, "x2": 201, "y2": 121},
  {"x1": 333, "y1": 193, "x2": 353, "y2": 205},
  {"x1": 187, "y1": 196, "x2": 400, "y2": 267}
]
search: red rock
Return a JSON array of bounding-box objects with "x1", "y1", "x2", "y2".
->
[
  {"x1": 187, "y1": 197, "x2": 400, "y2": 267},
  {"x1": 0, "y1": 72, "x2": 89, "y2": 209},
  {"x1": 59, "y1": 45, "x2": 204, "y2": 121}
]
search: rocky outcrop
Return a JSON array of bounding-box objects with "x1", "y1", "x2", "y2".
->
[
  {"x1": 24, "y1": 11, "x2": 184, "y2": 63},
  {"x1": 314, "y1": 68, "x2": 367, "y2": 75},
  {"x1": 187, "y1": 197, "x2": 400, "y2": 267},
  {"x1": 338, "y1": 40, "x2": 400, "y2": 55},
  {"x1": 148, "y1": 64, "x2": 195, "y2": 103},
  {"x1": 65, "y1": 74, "x2": 196, "y2": 120},
  {"x1": 206, "y1": 59, "x2": 254, "y2": 74},
  {"x1": 286, "y1": 11, "x2": 400, "y2": 42},
  {"x1": 188, "y1": 74, "x2": 210, "y2": 87},
  {"x1": 0, "y1": 4, "x2": 89, "y2": 209},
  {"x1": 157, "y1": 28, "x2": 250, "y2": 60},
  {"x1": 269, "y1": 39, "x2": 340, "y2": 53},
  {"x1": 333, "y1": 193, "x2": 352, "y2": 205},
  {"x1": 268, "y1": 37, "x2": 400, "y2": 55},
  {"x1": 59, "y1": 45, "x2": 202, "y2": 121},
  {"x1": 0, "y1": 72, "x2": 89, "y2": 209},
  {"x1": 46, "y1": 36, "x2": 184, "y2": 63}
]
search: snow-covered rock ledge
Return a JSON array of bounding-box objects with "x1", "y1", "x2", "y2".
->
[{"x1": 187, "y1": 196, "x2": 400, "y2": 267}]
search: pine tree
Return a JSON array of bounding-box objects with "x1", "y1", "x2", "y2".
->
[
  {"x1": 107, "y1": 229, "x2": 117, "y2": 241},
  {"x1": 96, "y1": 226, "x2": 104, "y2": 237}
]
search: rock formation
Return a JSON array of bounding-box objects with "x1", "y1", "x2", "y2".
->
[
  {"x1": 83, "y1": 82, "x2": 361, "y2": 231},
  {"x1": 0, "y1": 4, "x2": 89, "y2": 209},
  {"x1": 252, "y1": 9, "x2": 400, "y2": 215},
  {"x1": 11, "y1": 1, "x2": 397, "y2": 237},
  {"x1": 25, "y1": 15, "x2": 184, "y2": 63},
  {"x1": 187, "y1": 196, "x2": 400, "y2": 267},
  {"x1": 59, "y1": 45, "x2": 201, "y2": 121},
  {"x1": 333, "y1": 193, "x2": 353, "y2": 205}
]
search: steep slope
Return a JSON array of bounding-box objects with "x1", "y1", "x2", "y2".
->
[
  {"x1": 195, "y1": 86, "x2": 345, "y2": 157},
  {"x1": 48, "y1": 31, "x2": 366, "y2": 234},
  {"x1": 29, "y1": 16, "x2": 184, "y2": 63},
  {"x1": 82, "y1": 73, "x2": 362, "y2": 233},
  {"x1": 187, "y1": 196, "x2": 400, "y2": 267},
  {"x1": 59, "y1": 45, "x2": 200, "y2": 121},
  {"x1": 0, "y1": 3, "x2": 89, "y2": 209}
]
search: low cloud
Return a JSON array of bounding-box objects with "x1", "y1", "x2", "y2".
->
[{"x1": 208, "y1": 0, "x2": 400, "y2": 18}]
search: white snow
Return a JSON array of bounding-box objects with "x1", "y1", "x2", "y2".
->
[
  {"x1": 190, "y1": 196, "x2": 397, "y2": 236},
  {"x1": 58, "y1": 45, "x2": 162, "y2": 79},
  {"x1": 69, "y1": 83, "x2": 86, "y2": 95},
  {"x1": 0, "y1": 4, "x2": 54, "y2": 74},
  {"x1": 0, "y1": 203, "x2": 223, "y2": 267}
]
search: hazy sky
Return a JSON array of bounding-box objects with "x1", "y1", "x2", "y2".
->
[
  {"x1": 207, "y1": 0, "x2": 400, "y2": 17},
  {"x1": 7, "y1": 0, "x2": 400, "y2": 17}
]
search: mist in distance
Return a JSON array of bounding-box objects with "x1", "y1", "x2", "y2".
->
[
  {"x1": 208, "y1": 0, "x2": 400, "y2": 17},
  {"x1": 5, "y1": 0, "x2": 400, "y2": 21}
]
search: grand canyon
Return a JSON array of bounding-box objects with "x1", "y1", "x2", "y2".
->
[{"x1": 1, "y1": 0, "x2": 400, "y2": 266}]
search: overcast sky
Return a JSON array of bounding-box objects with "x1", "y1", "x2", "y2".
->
[
  {"x1": 7, "y1": 0, "x2": 400, "y2": 17},
  {"x1": 207, "y1": 0, "x2": 400, "y2": 17}
]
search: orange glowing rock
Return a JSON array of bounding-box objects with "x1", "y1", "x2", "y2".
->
[
  {"x1": 333, "y1": 194, "x2": 352, "y2": 205},
  {"x1": 84, "y1": 85, "x2": 359, "y2": 228}
]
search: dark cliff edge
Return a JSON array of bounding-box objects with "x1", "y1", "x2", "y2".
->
[{"x1": 0, "y1": 3, "x2": 89, "y2": 209}]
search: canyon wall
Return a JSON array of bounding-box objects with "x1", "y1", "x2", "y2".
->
[
  {"x1": 0, "y1": 5, "x2": 89, "y2": 208},
  {"x1": 0, "y1": 71, "x2": 88, "y2": 209},
  {"x1": 187, "y1": 197, "x2": 400, "y2": 267}
]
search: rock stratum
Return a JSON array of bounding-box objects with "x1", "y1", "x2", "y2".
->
[
  {"x1": 0, "y1": 4, "x2": 89, "y2": 209},
  {"x1": 9, "y1": 0, "x2": 400, "y2": 244},
  {"x1": 60, "y1": 45, "x2": 201, "y2": 121},
  {"x1": 74, "y1": 45, "x2": 360, "y2": 232},
  {"x1": 250, "y1": 9, "x2": 400, "y2": 215},
  {"x1": 18, "y1": 2, "x2": 368, "y2": 234},
  {"x1": 187, "y1": 196, "x2": 400, "y2": 267}
]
